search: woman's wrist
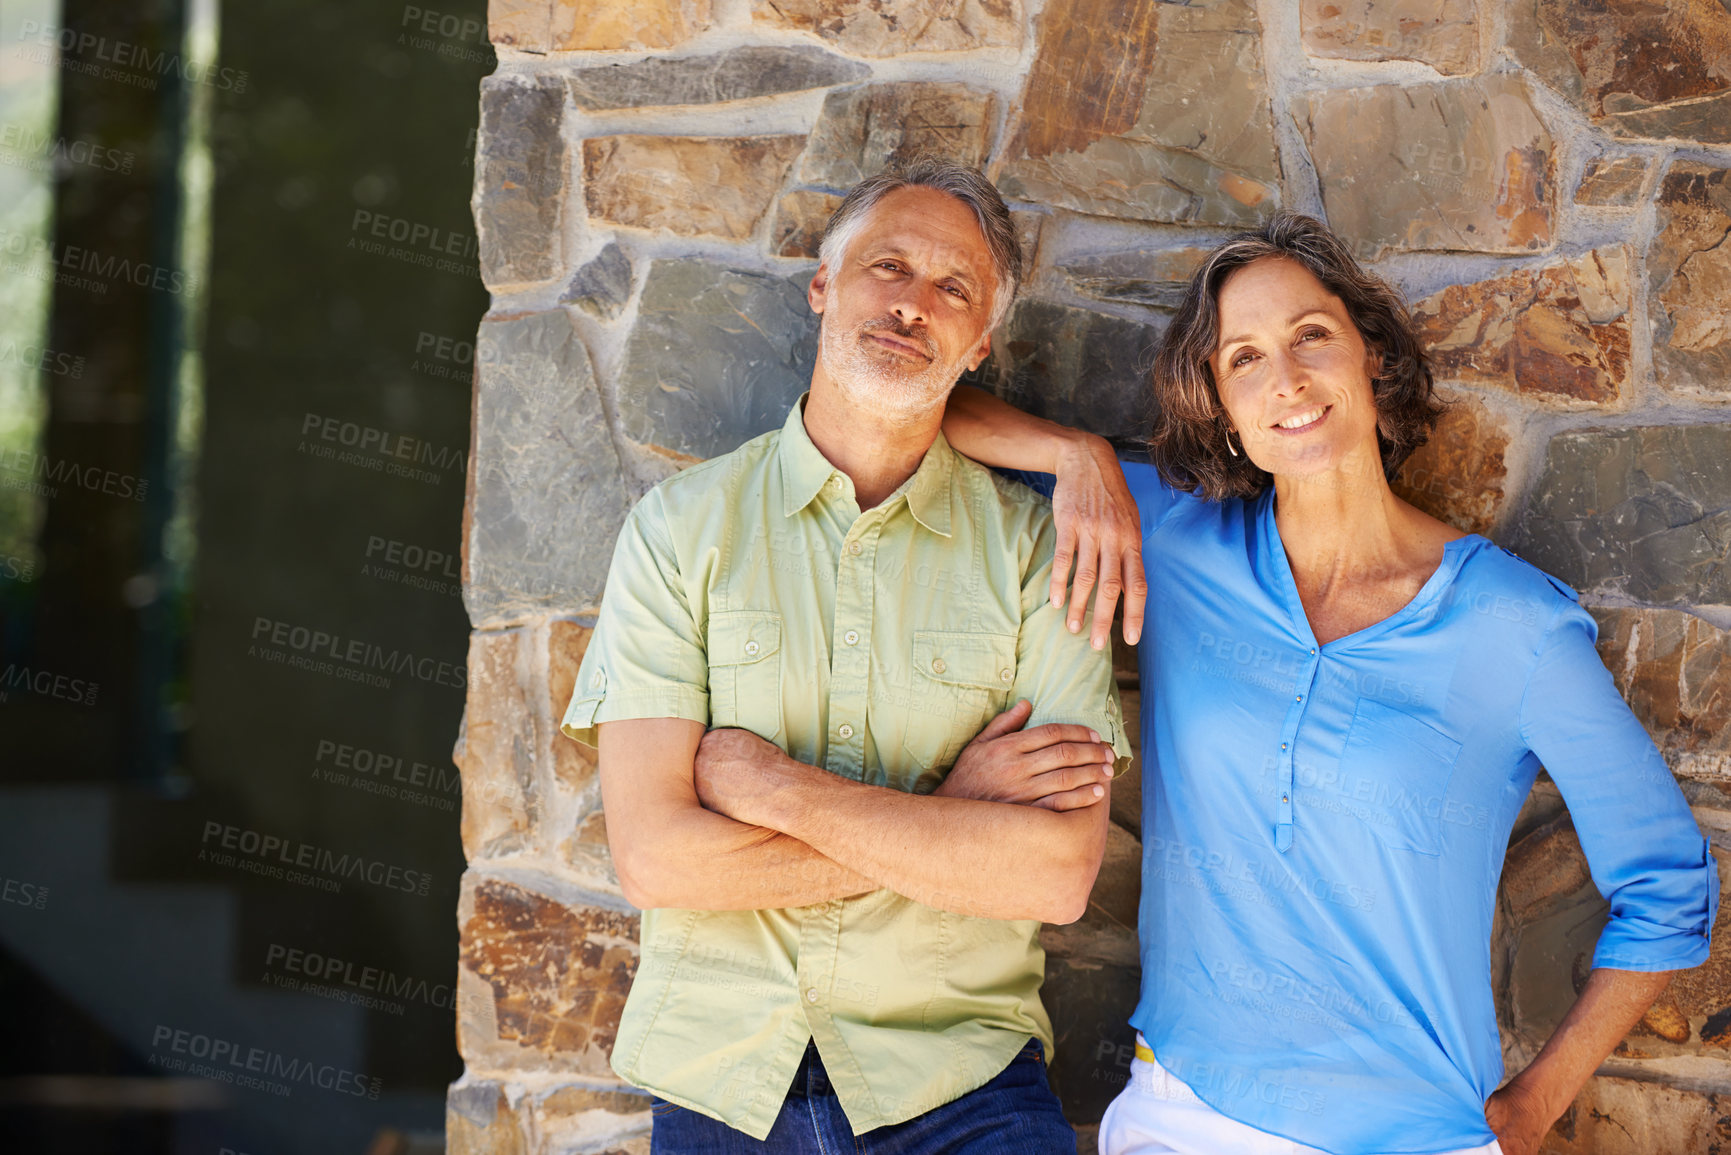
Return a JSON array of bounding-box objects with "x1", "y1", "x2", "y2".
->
[{"x1": 1049, "y1": 427, "x2": 1110, "y2": 477}]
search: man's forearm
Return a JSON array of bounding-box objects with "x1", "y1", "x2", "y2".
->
[
  {"x1": 618, "y1": 804, "x2": 877, "y2": 910},
  {"x1": 721, "y1": 755, "x2": 1106, "y2": 923}
]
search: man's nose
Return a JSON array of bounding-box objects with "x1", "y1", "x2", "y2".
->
[{"x1": 889, "y1": 280, "x2": 934, "y2": 326}]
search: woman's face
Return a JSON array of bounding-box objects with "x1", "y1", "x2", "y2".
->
[{"x1": 1209, "y1": 256, "x2": 1383, "y2": 485}]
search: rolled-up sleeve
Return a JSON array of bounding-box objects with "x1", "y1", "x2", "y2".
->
[
  {"x1": 561, "y1": 494, "x2": 710, "y2": 749},
  {"x1": 1520, "y1": 599, "x2": 1719, "y2": 971}
]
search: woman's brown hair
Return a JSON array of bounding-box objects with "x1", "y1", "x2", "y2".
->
[{"x1": 1148, "y1": 211, "x2": 1443, "y2": 501}]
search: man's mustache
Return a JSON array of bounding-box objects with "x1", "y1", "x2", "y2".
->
[{"x1": 857, "y1": 318, "x2": 936, "y2": 360}]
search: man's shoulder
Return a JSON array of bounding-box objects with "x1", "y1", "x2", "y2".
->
[
  {"x1": 948, "y1": 448, "x2": 1055, "y2": 527},
  {"x1": 635, "y1": 427, "x2": 781, "y2": 524}
]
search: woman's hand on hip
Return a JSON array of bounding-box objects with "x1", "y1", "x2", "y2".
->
[
  {"x1": 1049, "y1": 434, "x2": 1146, "y2": 650},
  {"x1": 1484, "y1": 1080, "x2": 1551, "y2": 1155}
]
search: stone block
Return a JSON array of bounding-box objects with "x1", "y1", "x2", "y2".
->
[
  {"x1": 1540, "y1": 1077, "x2": 1728, "y2": 1154},
  {"x1": 1649, "y1": 162, "x2": 1731, "y2": 400},
  {"x1": 552, "y1": 0, "x2": 711, "y2": 51},
  {"x1": 1055, "y1": 248, "x2": 1210, "y2": 311},
  {"x1": 531, "y1": 1085, "x2": 651, "y2": 1154},
  {"x1": 1592, "y1": 608, "x2": 1731, "y2": 783},
  {"x1": 465, "y1": 310, "x2": 632, "y2": 626},
  {"x1": 1409, "y1": 247, "x2": 1631, "y2": 403},
  {"x1": 1040, "y1": 955, "x2": 1141, "y2": 1124},
  {"x1": 1300, "y1": 0, "x2": 1478, "y2": 74},
  {"x1": 489, "y1": 0, "x2": 550, "y2": 52},
  {"x1": 1509, "y1": 0, "x2": 1731, "y2": 145},
  {"x1": 799, "y1": 84, "x2": 996, "y2": 192},
  {"x1": 583, "y1": 135, "x2": 804, "y2": 242},
  {"x1": 1575, "y1": 155, "x2": 1650, "y2": 207},
  {"x1": 454, "y1": 630, "x2": 537, "y2": 862},
  {"x1": 458, "y1": 876, "x2": 639, "y2": 1075},
  {"x1": 1298, "y1": 73, "x2": 1554, "y2": 257},
  {"x1": 769, "y1": 190, "x2": 842, "y2": 260},
  {"x1": 548, "y1": 620, "x2": 599, "y2": 799},
  {"x1": 476, "y1": 75, "x2": 566, "y2": 289},
  {"x1": 1001, "y1": 0, "x2": 1280, "y2": 226},
  {"x1": 566, "y1": 46, "x2": 865, "y2": 111},
  {"x1": 1110, "y1": 686, "x2": 1142, "y2": 839},
  {"x1": 751, "y1": 0, "x2": 1021, "y2": 56},
  {"x1": 561, "y1": 244, "x2": 633, "y2": 322},
  {"x1": 1391, "y1": 391, "x2": 1511, "y2": 536},
  {"x1": 447, "y1": 1081, "x2": 529, "y2": 1155},
  {"x1": 979, "y1": 299, "x2": 1162, "y2": 442},
  {"x1": 1520, "y1": 425, "x2": 1731, "y2": 609},
  {"x1": 615, "y1": 261, "x2": 819, "y2": 461}
]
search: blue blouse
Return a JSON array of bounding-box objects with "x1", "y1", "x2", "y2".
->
[{"x1": 1122, "y1": 460, "x2": 1718, "y2": 1154}]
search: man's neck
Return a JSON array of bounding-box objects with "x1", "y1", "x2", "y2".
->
[{"x1": 801, "y1": 378, "x2": 945, "y2": 510}]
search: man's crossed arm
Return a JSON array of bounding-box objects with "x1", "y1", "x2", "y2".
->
[{"x1": 597, "y1": 700, "x2": 1118, "y2": 924}]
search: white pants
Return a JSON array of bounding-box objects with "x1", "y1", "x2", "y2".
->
[{"x1": 1099, "y1": 1039, "x2": 1503, "y2": 1155}]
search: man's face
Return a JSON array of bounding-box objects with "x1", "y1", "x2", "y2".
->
[{"x1": 809, "y1": 186, "x2": 1000, "y2": 420}]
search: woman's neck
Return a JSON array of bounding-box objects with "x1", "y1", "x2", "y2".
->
[{"x1": 1271, "y1": 454, "x2": 1412, "y2": 587}]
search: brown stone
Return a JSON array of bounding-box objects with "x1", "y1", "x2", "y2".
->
[
  {"x1": 554, "y1": 0, "x2": 711, "y2": 50},
  {"x1": 583, "y1": 135, "x2": 804, "y2": 241},
  {"x1": 751, "y1": 0, "x2": 1021, "y2": 56},
  {"x1": 1110, "y1": 687, "x2": 1142, "y2": 839},
  {"x1": 458, "y1": 876, "x2": 639, "y2": 1074},
  {"x1": 1576, "y1": 155, "x2": 1651, "y2": 207},
  {"x1": 530, "y1": 1086, "x2": 651, "y2": 1152},
  {"x1": 1592, "y1": 608, "x2": 1731, "y2": 783},
  {"x1": 489, "y1": 0, "x2": 551, "y2": 52},
  {"x1": 1509, "y1": 0, "x2": 1731, "y2": 144},
  {"x1": 1300, "y1": 0, "x2": 1479, "y2": 74},
  {"x1": 1391, "y1": 392, "x2": 1511, "y2": 535},
  {"x1": 769, "y1": 189, "x2": 841, "y2": 260},
  {"x1": 1299, "y1": 73, "x2": 1554, "y2": 257},
  {"x1": 447, "y1": 1082, "x2": 528, "y2": 1155},
  {"x1": 1499, "y1": 814, "x2": 1590, "y2": 925},
  {"x1": 1648, "y1": 162, "x2": 1731, "y2": 399},
  {"x1": 798, "y1": 84, "x2": 996, "y2": 192},
  {"x1": 1540, "y1": 1077, "x2": 1725, "y2": 1154},
  {"x1": 454, "y1": 631, "x2": 536, "y2": 862},
  {"x1": 1001, "y1": 0, "x2": 1280, "y2": 226},
  {"x1": 1409, "y1": 247, "x2": 1631, "y2": 402},
  {"x1": 547, "y1": 620, "x2": 599, "y2": 797}
]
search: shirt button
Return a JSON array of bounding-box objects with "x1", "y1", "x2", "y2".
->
[
  {"x1": 838, "y1": 723, "x2": 854, "y2": 740},
  {"x1": 805, "y1": 988, "x2": 820, "y2": 1004},
  {"x1": 844, "y1": 630, "x2": 860, "y2": 646},
  {"x1": 931, "y1": 658, "x2": 947, "y2": 675},
  {"x1": 744, "y1": 640, "x2": 760, "y2": 657},
  {"x1": 847, "y1": 541, "x2": 863, "y2": 556},
  {"x1": 999, "y1": 668, "x2": 1013, "y2": 684}
]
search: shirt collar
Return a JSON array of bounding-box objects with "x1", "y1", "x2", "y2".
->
[{"x1": 777, "y1": 394, "x2": 954, "y2": 537}]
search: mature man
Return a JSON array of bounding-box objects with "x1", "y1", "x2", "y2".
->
[{"x1": 561, "y1": 158, "x2": 1131, "y2": 1152}]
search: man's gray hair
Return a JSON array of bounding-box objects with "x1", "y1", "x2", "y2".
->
[{"x1": 817, "y1": 157, "x2": 1023, "y2": 329}]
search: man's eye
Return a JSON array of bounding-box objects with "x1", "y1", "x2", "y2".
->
[{"x1": 943, "y1": 285, "x2": 967, "y2": 299}]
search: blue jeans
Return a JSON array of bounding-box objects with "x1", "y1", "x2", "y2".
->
[{"x1": 650, "y1": 1037, "x2": 1076, "y2": 1154}]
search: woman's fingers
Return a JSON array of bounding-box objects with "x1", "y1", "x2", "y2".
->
[
  {"x1": 1066, "y1": 530, "x2": 1100, "y2": 635},
  {"x1": 1121, "y1": 544, "x2": 1148, "y2": 646},
  {"x1": 1049, "y1": 520, "x2": 1078, "y2": 611}
]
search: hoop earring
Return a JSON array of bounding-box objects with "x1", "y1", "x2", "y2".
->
[{"x1": 1224, "y1": 428, "x2": 1239, "y2": 458}]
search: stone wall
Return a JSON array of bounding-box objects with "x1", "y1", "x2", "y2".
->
[{"x1": 451, "y1": 1, "x2": 1731, "y2": 1151}]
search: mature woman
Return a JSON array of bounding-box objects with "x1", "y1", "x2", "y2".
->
[{"x1": 941, "y1": 212, "x2": 1718, "y2": 1155}]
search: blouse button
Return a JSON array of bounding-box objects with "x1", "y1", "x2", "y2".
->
[
  {"x1": 1281, "y1": 794, "x2": 1289, "y2": 803},
  {"x1": 844, "y1": 629, "x2": 860, "y2": 646},
  {"x1": 932, "y1": 658, "x2": 947, "y2": 675},
  {"x1": 838, "y1": 723, "x2": 854, "y2": 740},
  {"x1": 744, "y1": 640, "x2": 760, "y2": 657},
  {"x1": 1295, "y1": 694, "x2": 1304, "y2": 703},
  {"x1": 1281, "y1": 743, "x2": 1288, "y2": 751},
  {"x1": 1309, "y1": 648, "x2": 1317, "y2": 656}
]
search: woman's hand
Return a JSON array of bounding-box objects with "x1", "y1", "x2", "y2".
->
[
  {"x1": 1484, "y1": 1080, "x2": 1552, "y2": 1155},
  {"x1": 935, "y1": 700, "x2": 1116, "y2": 811},
  {"x1": 1049, "y1": 434, "x2": 1146, "y2": 649}
]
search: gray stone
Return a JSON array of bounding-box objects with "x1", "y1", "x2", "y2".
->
[
  {"x1": 1000, "y1": 0, "x2": 1280, "y2": 226},
  {"x1": 565, "y1": 46, "x2": 867, "y2": 111},
  {"x1": 1297, "y1": 73, "x2": 1555, "y2": 257},
  {"x1": 476, "y1": 75, "x2": 566, "y2": 288},
  {"x1": 1055, "y1": 248, "x2": 1209, "y2": 310},
  {"x1": 465, "y1": 311, "x2": 632, "y2": 626},
  {"x1": 560, "y1": 243, "x2": 633, "y2": 321},
  {"x1": 979, "y1": 299, "x2": 1163, "y2": 443},
  {"x1": 615, "y1": 261, "x2": 819, "y2": 461},
  {"x1": 799, "y1": 84, "x2": 996, "y2": 191},
  {"x1": 1039, "y1": 955, "x2": 1141, "y2": 1124},
  {"x1": 1519, "y1": 425, "x2": 1731, "y2": 609},
  {"x1": 1649, "y1": 162, "x2": 1731, "y2": 400}
]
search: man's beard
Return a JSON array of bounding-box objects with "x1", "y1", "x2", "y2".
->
[{"x1": 817, "y1": 310, "x2": 972, "y2": 421}]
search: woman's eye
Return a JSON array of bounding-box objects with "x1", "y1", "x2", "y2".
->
[
  {"x1": 1232, "y1": 351, "x2": 1255, "y2": 368},
  {"x1": 1299, "y1": 328, "x2": 1325, "y2": 342}
]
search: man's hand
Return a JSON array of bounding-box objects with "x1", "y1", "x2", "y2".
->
[
  {"x1": 1484, "y1": 1080, "x2": 1551, "y2": 1155},
  {"x1": 693, "y1": 727, "x2": 790, "y2": 826},
  {"x1": 935, "y1": 700, "x2": 1115, "y2": 811},
  {"x1": 1050, "y1": 433, "x2": 1147, "y2": 650}
]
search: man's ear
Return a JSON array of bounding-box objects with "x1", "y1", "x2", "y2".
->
[
  {"x1": 966, "y1": 332, "x2": 992, "y2": 374},
  {"x1": 808, "y1": 263, "x2": 831, "y2": 315}
]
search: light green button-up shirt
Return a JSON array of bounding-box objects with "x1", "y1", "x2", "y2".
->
[{"x1": 563, "y1": 397, "x2": 1130, "y2": 1139}]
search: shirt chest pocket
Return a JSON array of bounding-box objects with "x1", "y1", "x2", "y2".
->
[
  {"x1": 1335, "y1": 698, "x2": 1463, "y2": 856},
  {"x1": 902, "y1": 631, "x2": 1017, "y2": 778},
  {"x1": 707, "y1": 611, "x2": 783, "y2": 744}
]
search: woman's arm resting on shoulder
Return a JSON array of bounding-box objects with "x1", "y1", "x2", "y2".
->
[
  {"x1": 943, "y1": 385, "x2": 1147, "y2": 647},
  {"x1": 1486, "y1": 967, "x2": 1674, "y2": 1155}
]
